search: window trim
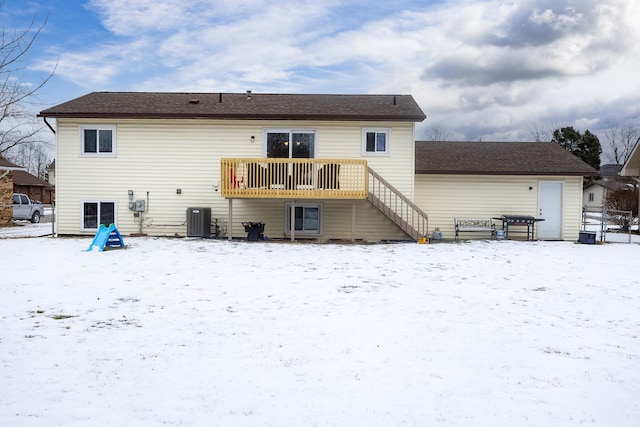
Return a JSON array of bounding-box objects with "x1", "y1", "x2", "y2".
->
[
  {"x1": 80, "y1": 200, "x2": 117, "y2": 231},
  {"x1": 80, "y1": 124, "x2": 117, "y2": 156},
  {"x1": 284, "y1": 202, "x2": 322, "y2": 236},
  {"x1": 362, "y1": 128, "x2": 390, "y2": 156}
]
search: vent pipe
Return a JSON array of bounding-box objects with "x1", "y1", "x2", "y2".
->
[{"x1": 246, "y1": 90, "x2": 252, "y2": 100}]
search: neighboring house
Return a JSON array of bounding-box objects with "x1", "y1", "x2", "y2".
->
[
  {"x1": 12, "y1": 168, "x2": 55, "y2": 205},
  {"x1": 413, "y1": 141, "x2": 597, "y2": 240},
  {"x1": 620, "y1": 140, "x2": 640, "y2": 216},
  {"x1": 582, "y1": 164, "x2": 632, "y2": 210},
  {"x1": 0, "y1": 157, "x2": 55, "y2": 204},
  {"x1": 621, "y1": 140, "x2": 640, "y2": 176},
  {"x1": 583, "y1": 180, "x2": 618, "y2": 209},
  {"x1": 38, "y1": 92, "x2": 597, "y2": 242},
  {"x1": 46, "y1": 160, "x2": 56, "y2": 186},
  {"x1": 0, "y1": 157, "x2": 25, "y2": 225}
]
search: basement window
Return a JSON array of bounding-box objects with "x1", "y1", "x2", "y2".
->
[
  {"x1": 284, "y1": 202, "x2": 322, "y2": 236},
  {"x1": 81, "y1": 125, "x2": 116, "y2": 156},
  {"x1": 82, "y1": 201, "x2": 116, "y2": 230}
]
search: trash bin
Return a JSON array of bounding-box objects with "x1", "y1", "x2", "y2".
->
[
  {"x1": 242, "y1": 222, "x2": 264, "y2": 241},
  {"x1": 578, "y1": 231, "x2": 596, "y2": 244}
]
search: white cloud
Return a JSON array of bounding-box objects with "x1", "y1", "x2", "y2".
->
[{"x1": 34, "y1": 0, "x2": 640, "y2": 141}]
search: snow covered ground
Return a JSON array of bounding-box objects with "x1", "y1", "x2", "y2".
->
[{"x1": 1, "y1": 223, "x2": 639, "y2": 426}]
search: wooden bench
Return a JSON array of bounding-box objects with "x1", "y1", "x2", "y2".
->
[{"x1": 454, "y1": 218, "x2": 496, "y2": 240}]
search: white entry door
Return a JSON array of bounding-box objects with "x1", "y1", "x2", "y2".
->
[{"x1": 538, "y1": 181, "x2": 563, "y2": 239}]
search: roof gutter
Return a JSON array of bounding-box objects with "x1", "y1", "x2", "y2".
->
[
  {"x1": 37, "y1": 113, "x2": 426, "y2": 121},
  {"x1": 0, "y1": 165, "x2": 26, "y2": 179}
]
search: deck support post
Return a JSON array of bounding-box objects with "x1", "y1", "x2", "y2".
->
[
  {"x1": 290, "y1": 200, "x2": 295, "y2": 242},
  {"x1": 228, "y1": 198, "x2": 233, "y2": 241},
  {"x1": 352, "y1": 201, "x2": 356, "y2": 242}
]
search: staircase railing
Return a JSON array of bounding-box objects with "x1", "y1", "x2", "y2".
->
[{"x1": 367, "y1": 167, "x2": 429, "y2": 241}]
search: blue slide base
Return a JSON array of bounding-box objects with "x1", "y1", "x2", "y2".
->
[{"x1": 86, "y1": 223, "x2": 125, "y2": 252}]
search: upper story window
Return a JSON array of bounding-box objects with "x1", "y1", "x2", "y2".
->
[
  {"x1": 81, "y1": 125, "x2": 116, "y2": 156},
  {"x1": 588, "y1": 192, "x2": 594, "y2": 202},
  {"x1": 264, "y1": 129, "x2": 316, "y2": 159},
  {"x1": 362, "y1": 128, "x2": 390, "y2": 155}
]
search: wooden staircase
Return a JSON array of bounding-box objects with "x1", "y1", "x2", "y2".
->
[{"x1": 367, "y1": 167, "x2": 429, "y2": 241}]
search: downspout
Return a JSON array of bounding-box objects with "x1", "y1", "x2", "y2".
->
[
  {"x1": 43, "y1": 117, "x2": 56, "y2": 134},
  {"x1": 42, "y1": 117, "x2": 55, "y2": 236},
  {"x1": 634, "y1": 177, "x2": 640, "y2": 223}
]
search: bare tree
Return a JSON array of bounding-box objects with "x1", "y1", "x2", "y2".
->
[
  {"x1": 605, "y1": 186, "x2": 639, "y2": 231},
  {"x1": 0, "y1": 2, "x2": 54, "y2": 163},
  {"x1": 528, "y1": 122, "x2": 559, "y2": 142},
  {"x1": 426, "y1": 121, "x2": 451, "y2": 141},
  {"x1": 604, "y1": 122, "x2": 640, "y2": 165},
  {"x1": 10, "y1": 142, "x2": 50, "y2": 178}
]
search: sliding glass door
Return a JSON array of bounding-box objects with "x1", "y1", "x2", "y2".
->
[{"x1": 265, "y1": 130, "x2": 315, "y2": 159}]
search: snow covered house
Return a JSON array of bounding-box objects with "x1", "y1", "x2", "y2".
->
[{"x1": 38, "y1": 91, "x2": 596, "y2": 241}]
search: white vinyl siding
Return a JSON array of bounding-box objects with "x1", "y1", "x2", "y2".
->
[
  {"x1": 583, "y1": 185, "x2": 606, "y2": 209},
  {"x1": 55, "y1": 118, "x2": 416, "y2": 240},
  {"x1": 238, "y1": 199, "x2": 409, "y2": 241},
  {"x1": 414, "y1": 175, "x2": 585, "y2": 241}
]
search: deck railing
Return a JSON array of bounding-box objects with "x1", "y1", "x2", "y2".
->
[
  {"x1": 367, "y1": 167, "x2": 429, "y2": 240},
  {"x1": 221, "y1": 158, "x2": 368, "y2": 199}
]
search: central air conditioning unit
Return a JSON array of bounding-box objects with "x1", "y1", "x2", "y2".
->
[{"x1": 186, "y1": 207, "x2": 211, "y2": 237}]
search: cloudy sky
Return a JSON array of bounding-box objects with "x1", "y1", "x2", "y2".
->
[{"x1": 5, "y1": 0, "x2": 640, "y2": 150}]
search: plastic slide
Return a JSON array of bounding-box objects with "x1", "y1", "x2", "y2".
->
[{"x1": 86, "y1": 223, "x2": 125, "y2": 252}]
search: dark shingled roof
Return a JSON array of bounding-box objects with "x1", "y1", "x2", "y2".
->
[
  {"x1": 597, "y1": 164, "x2": 622, "y2": 176},
  {"x1": 0, "y1": 157, "x2": 52, "y2": 187},
  {"x1": 38, "y1": 92, "x2": 427, "y2": 121},
  {"x1": 0, "y1": 157, "x2": 24, "y2": 170},
  {"x1": 415, "y1": 141, "x2": 598, "y2": 176},
  {"x1": 12, "y1": 170, "x2": 53, "y2": 187}
]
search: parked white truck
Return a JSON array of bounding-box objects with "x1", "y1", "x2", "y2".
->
[{"x1": 13, "y1": 193, "x2": 43, "y2": 223}]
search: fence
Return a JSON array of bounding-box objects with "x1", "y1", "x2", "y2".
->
[{"x1": 582, "y1": 205, "x2": 636, "y2": 243}]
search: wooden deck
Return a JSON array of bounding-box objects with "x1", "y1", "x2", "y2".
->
[{"x1": 221, "y1": 158, "x2": 368, "y2": 199}]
